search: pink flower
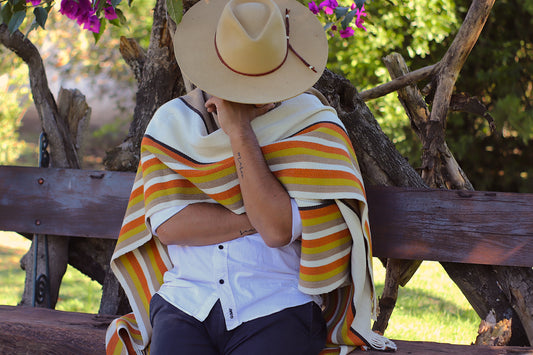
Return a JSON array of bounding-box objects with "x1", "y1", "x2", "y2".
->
[
  {"x1": 83, "y1": 15, "x2": 101, "y2": 33},
  {"x1": 339, "y1": 26, "x2": 354, "y2": 38},
  {"x1": 308, "y1": 1, "x2": 320, "y2": 15},
  {"x1": 355, "y1": 4, "x2": 367, "y2": 31},
  {"x1": 104, "y1": 6, "x2": 118, "y2": 20},
  {"x1": 59, "y1": 0, "x2": 80, "y2": 20},
  {"x1": 26, "y1": 0, "x2": 41, "y2": 6},
  {"x1": 319, "y1": 0, "x2": 338, "y2": 15}
]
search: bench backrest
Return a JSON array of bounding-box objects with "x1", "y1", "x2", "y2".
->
[{"x1": 1, "y1": 166, "x2": 531, "y2": 267}]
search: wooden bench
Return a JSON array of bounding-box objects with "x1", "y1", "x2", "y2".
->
[{"x1": 1, "y1": 165, "x2": 532, "y2": 354}]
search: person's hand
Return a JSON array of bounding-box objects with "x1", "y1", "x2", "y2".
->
[{"x1": 205, "y1": 97, "x2": 275, "y2": 137}]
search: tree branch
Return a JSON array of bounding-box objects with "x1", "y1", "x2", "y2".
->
[
  {"x1": 0, "y1": 24, "x2": 80, "y2": 169},
  {"x1": 359, "y1": 63, "x2": 437, "y2": 101}
]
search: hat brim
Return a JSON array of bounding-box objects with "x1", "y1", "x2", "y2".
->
[{"x1": 174, "y1": 0, "x2": 328, "y2": 104}]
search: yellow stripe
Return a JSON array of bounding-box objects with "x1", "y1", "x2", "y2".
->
[
  {"x1": 128, "y1": 193, "x2": 144, "y2": 209},
  {"x1": 186, "y1": 165, "x2": 236, "y2": 184},
  {"x1": 299, "y1": 262, "x2": 349, "y2": 282},
  {"x1": 265, "y1": 147, "x2": 352, "y2": 165},
  {"x1": 301, "y1": 235, "x2": 351, "y2": 254},
  {"x1": 144, "y1": 144, "x2": 226, "y2": 172},
  {"x1": 301, "y1": 210, "x2": 342, "y2": 228},
  {"x1": 280, "y1": 176, "x2": 362, "y2": 189},
  {"x1": 121, "y1": 257, "x2": 150, "y2": 314},
  {"x1": 117, "y1": 224, "x2": 146, "y2": 246},
  {"x1": 142, "y1": 161, "x2": 169, "y2": 176},
  {"x1": 145, "y1": 186, "x2": 202, "y2": 206}
]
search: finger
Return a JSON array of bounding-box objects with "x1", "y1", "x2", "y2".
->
[
  {"x1": 205, "y1": 98, "x2": 218, "y2": 113},
  {"x1": 255, "y1": 103, "x2": 275, "y2": 116}
]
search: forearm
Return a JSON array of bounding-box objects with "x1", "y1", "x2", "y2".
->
[
  {"x1": 156, "y1": 202, "x2": 255, "y2": 246},
  {"x1": 229, "y1": 130, "x2": 293, "y2": 247},
  {"x1": 205, "y1": 97, "x2": 293, "y2": 247}
]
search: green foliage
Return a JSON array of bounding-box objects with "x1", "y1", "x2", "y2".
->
[
  {"x1": 166, "y1": 0, "x2": 183, "y2": 26},
  {"x1": 321, "y1": 0, "x2": 457, "y2": 169},
  {"x1": 0, "y1": 70, "x2": 33, "y2": 165},
  {"x1": 322, "y1": 0, "x2": 532, "y2": 192},
  {"x1": 446, "y1": 0, "x2": 533, "y2": 192}
]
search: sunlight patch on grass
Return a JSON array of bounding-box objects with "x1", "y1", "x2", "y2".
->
[
  {"x1": 373, "y1": 259, "x2": 480, "y2": 344},
  {"x1": 0, "y1": 231, "x2": 102, "y2": 313}
]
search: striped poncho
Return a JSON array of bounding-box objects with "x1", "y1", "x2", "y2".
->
[{"x1": 105, "y1": 89, "x2": 396, "y2": 354}]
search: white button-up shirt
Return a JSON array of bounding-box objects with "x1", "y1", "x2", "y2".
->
[{"x1": 149, "y1": 199, "x2": 320, "y2": 330}]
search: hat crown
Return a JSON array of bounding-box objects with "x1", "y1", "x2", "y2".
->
[{"x1": 216, "y1": 0, "x2": 287, "y2": 75}]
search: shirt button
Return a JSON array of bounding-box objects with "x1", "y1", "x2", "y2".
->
[
  {"x1": 219, "y1": 279, "x2": 224, "y2": 284},
  {"x1": 218, "y1": 245, "x2": 224, "y2": 250}
]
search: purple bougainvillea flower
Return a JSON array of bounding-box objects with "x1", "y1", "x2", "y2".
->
[
  {"x1": 74, "y1": 0, "x2": 94, "y2": 25},
  {"x1": 308, "y1": 1, "x2": 320, "y2": 15},
  {"x1": 104, "y1": 6, "x2": 118, "y2": 20},
  {"x1": 319, "y1": 0, "x2": 338, "y2": 15},
  {"x1": 355, "y1": 4, "x2": 367, "y2": 31},
  {"x1": 83, "y1": 15, "x2": 101, "y2": 33},
  {"x1": 339, "y1": 26, "x2": 354, "y2": 38},
  {"x1": 26, "y1": 0, "x2": 41, "y2": 6},
  {"x1": 59, "y1": 0, "x2": 80, "y2": 20}
]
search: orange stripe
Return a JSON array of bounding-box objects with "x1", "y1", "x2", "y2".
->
[
  {"x1": 263, "y1": 139, "x2": 350, "y2": 158},
  {"x1": 296, "y1": 121, "x2": 346, "y2": 137},
  {"x1": 141, "y1": 155, "x2": 163, "y2": 171},
  {"x1": 147, "y1": 238, "x2": 168, "y2": 284},
  {"x1": 129, "y1": 185, "x2": 143, "y2": 202},
  {"x1": 144, "y1": 179, "x2": 195, "y2": 197},
  {"x1": 299, "y1": 204, "x2": 339, "y2": 220},
  {"x1": 106, "y1": 330, "x2": 119, "y2": 355},
  {"x1": 277, "y1": 168, "x2": 361, "y2": 184},
  {"x1": 209, "y1": 184, "x2": 241, "y2": 202},
  {"x1": 125, "y1": 252, "x2": 151, "y2": 303},
  {"x1": 143, "y1": 137, "x2": 211, "y2": 169},
  {"x1": 300, "y1": 252, "x2": 350, "y2": 275},
  {"x1": 301, "y1": 228, "x2": 350, "y2": 249},
  {"x1": 119, "y1": 216, "x2": 145, "y2": 236}
]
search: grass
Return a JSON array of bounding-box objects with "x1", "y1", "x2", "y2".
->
[
  {"x1": 0, "y1": 231, "x2": 102, "y2": 313},
  {"x1": 0, "y1": 231, "x2": 480, "y2": 344},
  {"x1": 373, "y1": 260, "x2": 479, "y2": 344}
]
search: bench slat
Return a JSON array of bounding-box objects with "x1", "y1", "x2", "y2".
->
[
  {"x1": 0, "y1": 166, "x2": 134, "y2": 239},
  {"x1": 1, "y1": 166, "x2": 532, "y2": 267},
  {"x1": 0, "y1": 305, "x2": 115, "y2": 355},
  {"x1": 368, "y1": 186, "x2": 533, "y2": 267},
  {"x1": 1, "y1": 306, "x2": 531, "y2": 354}
]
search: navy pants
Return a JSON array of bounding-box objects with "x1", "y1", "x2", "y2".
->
[{"x1": 149, "y1": 294, "x2": 327, "y2": 355}]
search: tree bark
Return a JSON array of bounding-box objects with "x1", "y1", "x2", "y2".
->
[
  {"x1": 103, "y1": 0, "x2": 186, "y2": 172},
  {"x1": 0, "y1": 24, "x2": 91, "y2": 309}
]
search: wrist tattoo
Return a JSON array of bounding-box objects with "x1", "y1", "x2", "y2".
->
[
  {"x1": 240, "y1": 228, "x2": 256, "y2": 236},
  {"x1": 236, "y1": 152, "x2": 244, "y2": 178}
]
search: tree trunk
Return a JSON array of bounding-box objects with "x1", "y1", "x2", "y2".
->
[{"x1": 103, "y1": 0, "x2": 186, "y2": 172}]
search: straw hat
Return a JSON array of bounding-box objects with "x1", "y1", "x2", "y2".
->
[{"x1": 173, "y1": 0, "x2": 328, "y2": 104}]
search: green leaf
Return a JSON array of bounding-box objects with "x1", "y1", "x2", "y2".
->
[
  {"x1": 110, "y1": 0, "x2": 121, "y2": 8},
  {"x1": 12, "y1": 0, "x2": 25, "y2": 13},
  {"x1": 341, "y1": 9, "x2": 357, "y2": 30},
  {"x1": 1, "y1": 3, "x2": 14, "y2": 25},
  {"x1": 8, "y1": 10, "x2": 25, "y2": 33},
  {"x1": 33, "y1": 6, "x2": 47, "y2": 29},
  {"x1": 354, "y1": 0, "x2": 365, "y2": 10},
  {"x1": 24, "y1": 18, "x2": 39, "y2": 37},
  {"x1": 92, "y1": 16, "x2": 106, "y2": 43},
  {"x1": 115, "y1": 8, "x2": 127, "y2": 26},
  {"x1": 334, "y1": 6, "x2": 348, "y2": 21},
  {"x1": 166, "y1": 0, "x2": 183, "y2": 25}
]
